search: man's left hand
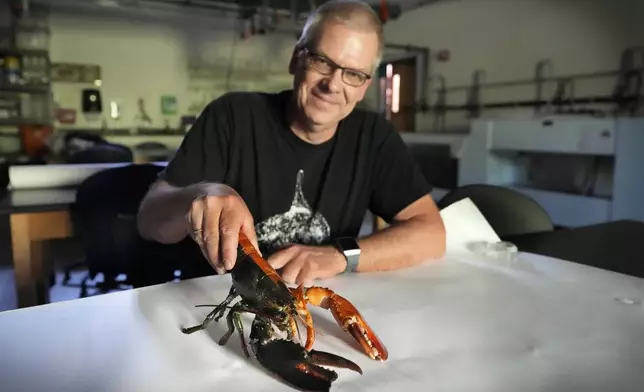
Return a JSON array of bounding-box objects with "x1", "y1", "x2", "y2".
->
[{"x1": 267, "y1": 244, "x2": 347, "y2": 285}]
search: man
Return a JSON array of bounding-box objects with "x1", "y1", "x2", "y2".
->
[{"x1": 136, "y1": 0, "x2": 445, "y2": 285}]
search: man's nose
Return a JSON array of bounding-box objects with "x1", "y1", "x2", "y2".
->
[{"x1": 323, "y1": 69, "x2": 343, "y2": 93}]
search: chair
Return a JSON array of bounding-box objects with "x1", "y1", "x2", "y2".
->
[
  {"x1": 59, "y1": 144, "x2": 135, "y2": 289},
  {"x1": 62, "y1": 163, "x2": 177, "y2": 297},
  {"x1": 134, "y1": 142, "x2": 172, "y2": 162},
  {"x1": 65, "y1": 143, "x2": 133, "y2": 164},
  {"x1": 437, "y1": 184, "x2": 554, "y2": 238}
]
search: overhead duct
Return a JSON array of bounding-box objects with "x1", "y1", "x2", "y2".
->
[
  {"x1": 25, "y1": 0, "x2": 450, "y2": 25},
  {"x1": 22, "y1": 0, "x2": 450, "y2": 41}
]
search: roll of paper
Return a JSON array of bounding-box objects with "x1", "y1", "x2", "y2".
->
[{"x1": 8, "y1": 162, "x2": 167, "y2": 190}]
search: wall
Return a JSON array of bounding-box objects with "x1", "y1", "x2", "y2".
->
[
  {"x1": 382, "y1": 0, "x2": 644, "y2": 132},
  {"x1": 48, "y1": 0, "x2": 644, "y2": 133},
  {"x1": 49, "y1": 5, "x2": 298, "y2": 130}
]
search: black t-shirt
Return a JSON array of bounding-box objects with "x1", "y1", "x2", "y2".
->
[{"x1": 159, "y1": 89, "x2": 432, "y2": 256}]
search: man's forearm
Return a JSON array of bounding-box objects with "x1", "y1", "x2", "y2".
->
[
  {"x1": 137, "y1": 182, "x2": 205, "y2": 244},
  {"x1": 355, "y1": 215, "x2": 446, "y2": 273}
]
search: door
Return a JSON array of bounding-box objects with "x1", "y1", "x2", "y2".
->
[{"x1": 378, "y1": 57, "x2": 417, "y2": 132}]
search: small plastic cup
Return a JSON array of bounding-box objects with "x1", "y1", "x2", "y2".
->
[{"x1": 468, "y1": 240, "x2": 519, "y2": 267}]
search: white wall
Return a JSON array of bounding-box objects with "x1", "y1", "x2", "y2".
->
[
  {"x1": 49, "y1": 6, "x2": 298, "y2": 130},
  {"x1": 383, "y1": 0, "x2": 644, "y2": 132}
]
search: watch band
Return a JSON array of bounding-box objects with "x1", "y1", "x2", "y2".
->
[{"x1": 335, "y1": 237, "x2": 361, "y2": 273}]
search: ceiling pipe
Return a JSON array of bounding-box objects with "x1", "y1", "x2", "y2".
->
[
  {"x1": 29, "y1": 0, "x2": 238, "y2": 14},
  {"x1": 399, "y1": 0, "x2": 454, "y2": 12},
  {"x1": 27, "y1": 0, "x2": 242, "y2": 28}
]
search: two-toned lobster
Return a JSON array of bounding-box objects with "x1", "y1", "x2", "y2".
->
[{"x1": 181, "y1": 232, "x2": 388, "y2": 391}]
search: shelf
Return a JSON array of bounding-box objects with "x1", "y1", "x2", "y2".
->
[
  {"x1": 0, "y1": 84, "x2": 50, "y2": 93},
  {"x1": 0, "y1": 118, "x2": 51, "y2": 126},
  {"x1": 56, "y1": 128, "x2": 186, "y2": 136},
  {"x1": 0, "y1": 47, "x2": 49, "y2": 57}
]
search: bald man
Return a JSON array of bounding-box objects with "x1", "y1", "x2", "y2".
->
[{"x1": 137, "y1": 0, "x2": 445, "y2": 285}]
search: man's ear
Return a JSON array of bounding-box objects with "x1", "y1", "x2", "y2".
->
[
  {"x1": 288, "y1": 48, "x2": 300, "y2": 75},
  {"x1": 355, "y1": 78, "x2": 374, "y2": 102}
]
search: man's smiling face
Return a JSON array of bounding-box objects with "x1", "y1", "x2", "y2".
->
[{"x1": 290, "y1": 21, "x2": 379, "y2": 130}]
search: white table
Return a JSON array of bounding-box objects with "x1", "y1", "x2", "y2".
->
[{"x1": 1, "y1": 252, "x2": 643, "y2": 392}]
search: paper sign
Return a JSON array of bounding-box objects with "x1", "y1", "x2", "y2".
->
[{"x1": 161, "y1": 95, "x2": 178, "y2": 115}]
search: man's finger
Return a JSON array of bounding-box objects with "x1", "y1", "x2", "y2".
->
[
  {"x1": 219, "y1": 207, "x2": 242, "y2": 271},
  {"x1": 267, "y1": 245, "x2": 299, "y2": 270},
  {"x1": 240, "y1": 212, "x2": 261, "y2": 255},
  {"x1": 280, "y1": 254, "x2": 306, "y2": 284},
  {"x1": 188, "y1": 205, "x2": 204, "y2": 242},
  {"x1": 202, "y1": 207, "x2": 223, "y2": 272},
  {"x1": 199, "y1": 246, "x2": 225, "y2": 275},
  {"x1": 296, "y1": 261, "x2": 316, "y2": 286}
]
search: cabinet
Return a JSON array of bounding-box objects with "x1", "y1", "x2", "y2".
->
[{"x1": 459, "y1": 117, "x2": 644, "y2": 227}]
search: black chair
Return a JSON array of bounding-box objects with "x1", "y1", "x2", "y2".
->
[
  {"x1": 66, "y1": 143, "x2": 133, "y2": 164},
  {"x1": 62, "y1": 163, "x2": 178, "y2": 297},
  {"x1": 437, "y1": 184, "x2": 555, "y2": 238},
  {"x1": 134, "y1": 142, "x2": 172, "y2": 162}
]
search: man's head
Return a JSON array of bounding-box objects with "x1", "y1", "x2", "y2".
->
[{"x1": 288, "y1": 0, "x2": 384, "y2": 133}]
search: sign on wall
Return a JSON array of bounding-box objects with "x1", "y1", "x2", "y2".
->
[{"x1": 160, "y1": 95, "x2": 178, "y2": 115}]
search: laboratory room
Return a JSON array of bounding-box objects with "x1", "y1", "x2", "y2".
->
[{"x1": 1, "y1": 0, "x2": 643, "y2": 391}]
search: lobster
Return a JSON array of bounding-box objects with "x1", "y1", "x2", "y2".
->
[{"x1": 180, "y1": 232, "x2": 388, "y2": 391}]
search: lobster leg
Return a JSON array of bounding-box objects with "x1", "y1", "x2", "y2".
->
[
  {"x1": 181, "y1": 286, "x2": 238, "y2": 334},
  {"x1": 218, "y1": 302, "x2": 250, "y2": 358},
  {"x1": 290, "y1": 284, "x2": 316, "y2": 349},
  {"x1": 291, "y1": 285, "x2": 388, "y2": 361}
]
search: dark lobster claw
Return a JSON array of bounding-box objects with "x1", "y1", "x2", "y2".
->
[{"x1": 254, "y1": 339, "x2": 363, "y2": 392}]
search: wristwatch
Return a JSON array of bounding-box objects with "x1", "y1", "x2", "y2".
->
[{"x1": 335, "y1": 237, "x2": 361, "y2": 273}]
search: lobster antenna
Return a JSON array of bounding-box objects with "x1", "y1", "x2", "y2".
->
[{"x1": 296, "y1": 316, "x2": 304, "y2": 345}]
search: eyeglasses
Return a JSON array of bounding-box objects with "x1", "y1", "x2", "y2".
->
[{"x1": 302, "y1": 49, "x2": 372, "y2": 87}]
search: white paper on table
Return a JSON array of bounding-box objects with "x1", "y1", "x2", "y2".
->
[{"x1": 439, "y1": 197, "x2": 501, "y2": 258}]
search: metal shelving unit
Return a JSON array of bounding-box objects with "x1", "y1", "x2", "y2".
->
[{"x1": 0, "y1": 1, "x2": 53, "y2": 158}]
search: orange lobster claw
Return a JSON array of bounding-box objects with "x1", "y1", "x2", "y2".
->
[{"x1": 291, "y1": 285, "x2": 388, "y2": 361}]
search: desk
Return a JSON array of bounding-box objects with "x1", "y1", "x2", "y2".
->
[
  {"x1": 503, "y1": 220, "x2": 644, "y2": 279},
  {"x1": 0, "y1": 252, "x2": 642, "y2": 391},
  {"x1": 0, "y1": 188, "x2": 75, "y2": 308},
  {"x1": 0, "y1": 161, "x2": 168, "y2": 309}
]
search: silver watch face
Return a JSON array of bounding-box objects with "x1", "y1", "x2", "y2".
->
[
  {"x1": 344, "y1": 248, "x2": 360, "y2": 257},
  {"x1": 336, "y1": 237, "x2": 360, "y2": 273},
  {"x1": 345, "y1": 253, "x2": 360, "y2": 273}
]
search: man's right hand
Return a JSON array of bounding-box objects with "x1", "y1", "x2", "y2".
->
[{"x1": 186, "y1": 184, "x2": 260, "y2": 275}]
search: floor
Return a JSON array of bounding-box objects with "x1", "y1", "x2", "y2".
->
[
  {"x1": 0, "y1": 212, "x2": 377, "y2": 313},
  {"x1": 0, "y1": 263, "x2": 107, "y2": 313}
]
